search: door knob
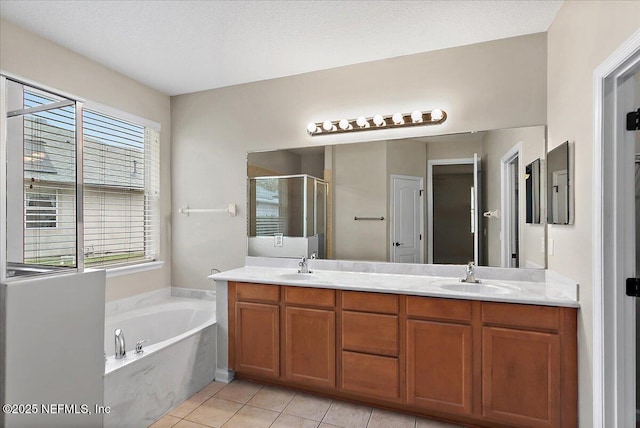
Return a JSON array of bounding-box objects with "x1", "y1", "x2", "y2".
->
[{"x1": 394, "y1": 242, "x2": 403, "y2": 247}]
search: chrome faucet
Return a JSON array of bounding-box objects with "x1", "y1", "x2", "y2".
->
[
  {"x1": 115, "y1": 328, "x2": 126, "y2": 359},
  {"x1": 298, "y1": 256, "x2": 312, "y2": 274},
  {"x1": 461, "y1": 261, "x2": 480, "y2": 283},
  {"x1": 135, "y1": 339, "x2": 150, "y2": 354}
]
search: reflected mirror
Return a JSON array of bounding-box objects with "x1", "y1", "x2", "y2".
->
[
  {"x1": 247, "y1": 125, "x2": 547, "y2": 269},
  {"x1": 547, "y1": 141, "x2": 572, "y2": 225}
]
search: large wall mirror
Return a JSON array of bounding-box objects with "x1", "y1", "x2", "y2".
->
[{"x1": 247, "y1": 125, "x2": 547, "y2": 269}]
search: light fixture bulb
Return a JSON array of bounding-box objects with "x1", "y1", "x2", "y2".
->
[
  {"x1": 356, "y1": 116, "x2": 368, "y2": 128},
  {"x1": 430, "y1": 108, "x2": 444, "y2": 121},
  {"x1": 322, "y1": 120, "x2": 335, "y2": 131},
  {"x1": 392, "y1": 112, "x2": 404, "y2": 125},
  {"x1": 373, "y1": 114, "x2": 385, "y2": 127},
  {"x1": 307, "y1": 122, "x2": 318, "y2": 134},
  {"x1": 340, "y1": 119, "x2": 353, "y2": 130},
  {"x1": 411, "y1": 110, "x2": 423, "y2": 123}
]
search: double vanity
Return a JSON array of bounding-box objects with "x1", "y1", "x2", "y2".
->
[{"x1": 212, "y1": 257, "x2": 578, "y2": 428}]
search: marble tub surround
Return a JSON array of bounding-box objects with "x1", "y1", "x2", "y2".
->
[
  {"x1": 104, "y1": 293, "x2": 217, "y2": 428},
  {"x1": 172, "y1": 286, "x2": 216, "y2": 301},
  {"x1": 106, "y1": 287, "x2": 215, "y2": 317},
  {"x1": 210, "y1": 257, "x2": 578, "y2": 307}
]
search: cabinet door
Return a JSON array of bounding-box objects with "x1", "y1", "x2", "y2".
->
[
  {"x1": 235, "y1": 302, "x2": 280, "y2": 378},
  {"x1": 285, "y1": 307, "x2": 336, "y2": 388},
  {"x1": 406, "y1": 319, "x2": 472, "y2": 415},
  {"x1": 482, "y1": 326, "x2": 560, "y2": 428}
]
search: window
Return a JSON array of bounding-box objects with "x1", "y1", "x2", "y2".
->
[
  {"x1": 25, "y1": 191, "x2": 58, "y2": 228},
  {"x1": 82, "y1": 108, "x2": 160, "y2": 268},
  {"x1": 2, "y1": 77, "x2": 160, "y2": 278}
]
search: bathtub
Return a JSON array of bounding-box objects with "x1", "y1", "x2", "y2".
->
[{"x1": 103, "y1": 297, "x2": 217, "y2": 428}]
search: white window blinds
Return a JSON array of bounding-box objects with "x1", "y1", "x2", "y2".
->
[{"x1": 82, "y1": 108, "x2": 160, "y2": 267}]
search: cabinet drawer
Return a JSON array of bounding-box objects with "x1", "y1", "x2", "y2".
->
[
  {"x1": 341, "y1": 351, "x2": 400, "y2": 401},
  {"x1": 482, "y1": 302, "x2": 559, "y2": 332},
  {"x1": 235, "y1": 282, "x2": 280, "y2": 303},
  {"x1": 406, "y1": 296, "x2": 472, "y2": 322},
  {"x1": 342, "y1": 291, "x2": 399, "y2": 314},
  {"x1": 285, "y1": 286, "x2": 335, "y2": 308},
  {"x1": 342, "y1": 311, "x2": 399, "y2": 356}
]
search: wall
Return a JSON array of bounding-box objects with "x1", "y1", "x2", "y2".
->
[
  {"x1": 0, "y1": 19, "x2": 172, "y2": 301},
  {"x1": 248, "y1": 150, "x2": 301, "y2": 175},
  {"x1": 171, "y1": 32, "x2": 547, "y2": 289},
  {"x1": 333, "y1": 141, "x2": 387, "y2": 261},
  {"x1": 546, "y1": 1, "x2": 640, "y2": 426}
]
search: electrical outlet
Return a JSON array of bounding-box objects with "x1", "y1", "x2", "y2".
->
[{"x1": 274, "y1": 233, "x2": 283, "y2": 247}]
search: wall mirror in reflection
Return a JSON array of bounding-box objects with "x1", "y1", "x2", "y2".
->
[{"x1": 547, "y1": 141, "x2": 572, "y2": 225}]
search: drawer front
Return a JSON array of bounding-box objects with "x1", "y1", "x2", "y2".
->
[
  {"x1": 406, "y1": 296, "x2": 472, "y2": 322},
  {"x1": 342, "y1": 291, "x2": 399, "y2": 314},
  {"x1": 482, "y1": 302, "x2": 559, "y2": 332},
  {"x1": 285, "y1": 286, "x2": 335, "y2": 308},
  {"x1": 342, "y1": 311, "x2": 399, "y2": 357},
  {"x1": 341, "y1": 351, "x2": 400, "y2": 401},
  {"x1": 235, "y1": 282, "x2": 280, "y2": 303}
]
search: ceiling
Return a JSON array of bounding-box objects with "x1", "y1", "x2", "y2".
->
[{"x1": 0, "y1": 0, "x2": 563, "y2": 96}]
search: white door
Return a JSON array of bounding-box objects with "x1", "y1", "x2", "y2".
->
[{"x1": 391, "y1": 175, "x2": 423, "y2": 263}]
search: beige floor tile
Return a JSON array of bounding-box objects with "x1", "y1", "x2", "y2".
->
[
  {"x1": 247, "y1": 385, "x2": 295, "y2": 412},
  {"x1": 221, "y1": 405, "x2": 279, "y2": 428},
  {"x1": 271, "y1": 413, "x2": 320, "y2": 428},
  {"x1": 215, "y1": 380, "x2": 262, "y2": 404},
  {"x1": 170, "y1": 392, "x2": 211, "y2": 418},
  {"x1": 318, "y1": 424, "x2": 342, "y2": 428},
  {"x1": 149, "y1": 414, "x2": 182, "y2": 428},
  {"x1": 283, "y1": 393, "x2": 333, "y2": 421},
  {"x1": 367, "y1": 408, "x2": 416, "y2": 428},
  {"x1": 173, "y1": 420, "x2": 211, "y2": 428},
  {"x1": 199, "y1": 381, "x2": 228, "y2": 397},
  {"x1": 415, "y1": 417, "x2": 461, "y2": 428},
  {"x1": 184, "y1": 397, "x2": 243, "y2": 427},
  {"x1": 322, "y1": 401, "x2": 372, "y2": 428}
]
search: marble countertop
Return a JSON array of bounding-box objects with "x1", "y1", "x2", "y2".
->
[{"x1": 210, "y1": 265, "x2": 579, "y2": 308}]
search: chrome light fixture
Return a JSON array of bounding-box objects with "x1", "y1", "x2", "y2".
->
[{"x1": 307, "y1": 108, "x2": 447, "y2": 136}]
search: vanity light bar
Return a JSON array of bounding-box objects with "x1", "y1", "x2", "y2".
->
[{"x1": 306, "y1": 109, "x2": 447, "y2": 136}]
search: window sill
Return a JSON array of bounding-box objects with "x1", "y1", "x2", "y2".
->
[{"x1": 104, "y1": 261, "x2": 164, "y2": 279}]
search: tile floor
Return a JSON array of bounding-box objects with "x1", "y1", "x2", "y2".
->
[{"x1": 149, "y1": 379, "x2": 461, "y2": 428}]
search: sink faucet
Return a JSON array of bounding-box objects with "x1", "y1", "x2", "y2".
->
[
  {"x1": 461, "y1": 261, "x2": 480, "y2": 283},
  {"x1": 298, "y1": 256, "x2": 312, "y2": 274},
  {"x1": 115, "y1": 328, "x2": 126, "y2": 359}
]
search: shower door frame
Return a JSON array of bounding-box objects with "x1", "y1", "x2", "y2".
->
[{"x1": 0, "y1": 73, "x2": 85, "y2": 282}]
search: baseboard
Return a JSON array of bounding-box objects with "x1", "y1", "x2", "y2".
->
[{"x1": 215, "y1": 368, "x2": 235, "y2": 384}]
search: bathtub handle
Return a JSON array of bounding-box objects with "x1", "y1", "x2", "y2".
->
[{"x1": 135, "y1": 339, "x2": 151, "y2": 354}]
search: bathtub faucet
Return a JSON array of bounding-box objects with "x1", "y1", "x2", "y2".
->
[{"x1": 115, "y1": 328, "x2": 126, "y2": 359}]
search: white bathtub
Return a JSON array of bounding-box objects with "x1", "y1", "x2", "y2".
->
[{"x1": 103, "y1": 297, "x2": 217, "y2": 428}]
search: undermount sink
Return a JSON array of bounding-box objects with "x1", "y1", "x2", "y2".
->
[
  {"x1": 277, "y1": 272, "x2": 320, "y2": 281},
  {"x1": 432, "y1": 280, "x2": 520, "y2": 295}
]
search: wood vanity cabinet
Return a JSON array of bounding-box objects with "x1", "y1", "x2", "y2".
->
[
  {"x1": 228, "y1": 282, "x2": 577, "y2": 428},
  {"x1": 283, "y1": 287, "x2": 336, "y2": 389},
  {"x1": 480, "y1": 302, "x2": 576, "y2": 428},
  {"x1": 230, "y1": 283, "x2": 280, "y2": 378},
  {"x1": 340, "y1": 291, "x2": 401, "y2": 402},
  {"x1": 405, "y1": 297, "x2": 473, "y2": 416}
]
